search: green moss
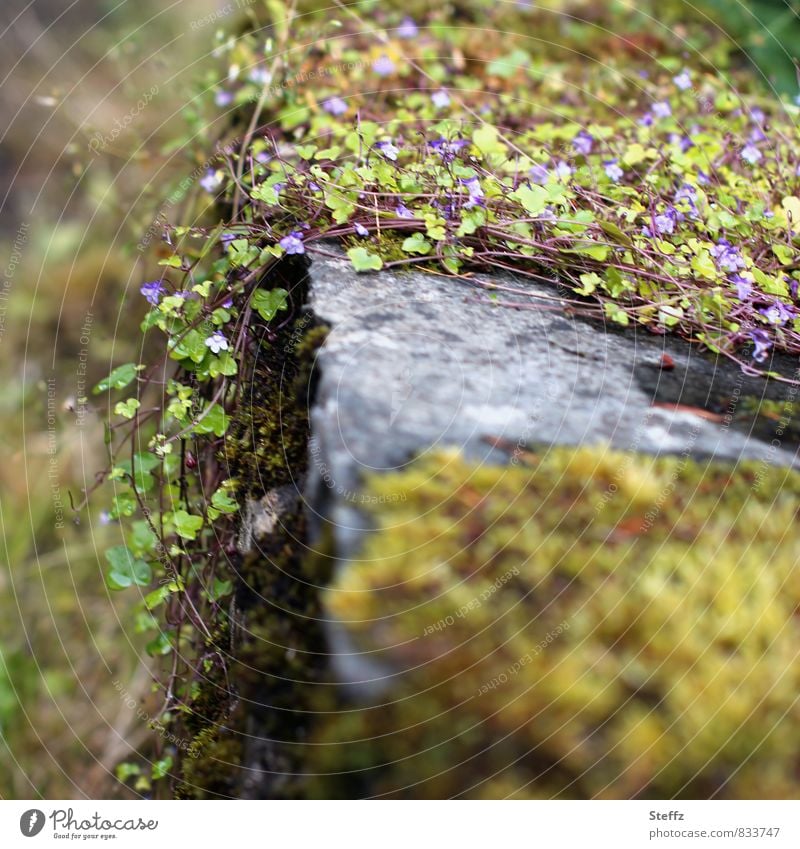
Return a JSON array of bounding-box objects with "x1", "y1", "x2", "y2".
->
[
  {"x1": 175, "y1": 256, "x2": 331, "y2": 798},
  {"x1": 307, "y1": 446, "x2": 800, "y2": 799}
]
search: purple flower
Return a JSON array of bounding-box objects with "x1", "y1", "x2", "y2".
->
[
  {"x1": 741, "y1": 144, "x2": 762, "y2": 165},
  {"x1": 760, "y1": 300, "x2": 795, "y2": 326},
  {"x1": 639, "y1": 112, "x2": 655, "y2": 127},
  {"x1": 711, "y1": 239, "x2": 745, "y2": 273},
  {"x1": 200, "y1": 169, "x2": 223, "y2": 194},
  {"x1": 205, "y1": 332, "x2": 229, "y2": 354},
  {"x1": 529, "y1": 163, "x2": 549, "y2": 183},
  {"x1": 140, "y1": 281, "x2": 165, "y2": 306},
  {"x1": 750, "y1": 107, "x2": 765, "y2": 125},
  {"x1": 248, "y1": 67, "x2": 270, "y2": 85},
  {"x1": 462, "y1": 176, "x2": 484, "y2": 208},
  {"x1": 652, "y1": 101, "x2": 672, "y2": 119},
  {"x1": 669, "y1": 133, "x2": 693, "y2": 153},
  {"x1": 397, "y1": 17, "x2": 418, "y2": 39},
  {"x1": 221, "y1": 233, "x2": 237, "y2": 251},
  {"x1": 431, "y1": 90, "x2": 451, "y2": 109},
  {"x1": 644, "y1": 206, "x2": 680, "y2": 237},
  {"x1": 354, "y1": 222, "x2": 369, "y2": 237},
  {"x1": 537, "y1": 207, "x2": 557, "y2": 224},
  {"x1": 222, "y1": 297, "x2": 234, "y2": 309},
  {"x1": 322, "y1": 96, "x2": 348, "y2": 116},
  {"x1": 376, "y1": 140, "x2": 400, "y2": 161},
  {"x1": 749, "y1": 329, "x2": 772, "y2": 362},
  {"x1": 604, "y1": 160, "x2": 623, "y2": 182},
  {"x1": 573, "y1": 130, "x2": 594, "y2": 156},
  {"x1": 395, "y1": 204, "x2": 414, "y2": 219},
  {"x1": 372, "y1": 55, "x2": 396, "y2": 76},
  {"x1": 673, "y1": 70, "x2": 692, "y2": 91},
  {"x1": 730, "y1": 273, "x2": 751, "y2": 300},
  {"x1": 215, "y1": 90, "x2": 234, "y2": 107},
  {"x1": 554, "y1": 161, "x2": 572, "y2": 181},
  {"x1": 279, "y1": 231, "x2": 305, "y2": 255},
  {"x1": 430, "y1": 137, "x2": 468, "y2": 162},
  {"x1": 749, "y1": 126, "x2": 766, "y2": 143},
  {"x1": 255, "y1": 151, "x2": 271, "y2": 164}
]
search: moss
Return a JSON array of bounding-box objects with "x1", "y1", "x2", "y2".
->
[
  {"x1": 175, "y1": 257, "x2": 331, "y2": 798},
  {"x1": 306, "y1": 445, "x2": 800, "y2": 799}
]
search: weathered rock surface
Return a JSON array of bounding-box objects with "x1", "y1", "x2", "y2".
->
[{"x1": 306, "y1": 247, "x2": 798, "y2": 559}]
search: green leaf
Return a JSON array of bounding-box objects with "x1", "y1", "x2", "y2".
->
[
  {"x1": 114, "y1": 398, "x2": 140, "y2": 419},
  {"x1": 93, "y1": 363, "x2": 143, "y2": 395},
  {"x1": 145, "y1": 632, "x2": 172, "y2": 657},
  {"x1": 207, "y1": 578, "x2": 233, "y2": 602},
  {"x1": 211, "y1": 488, "x2": 239, "y2": 514},
  {"x1": 251, "y1": 288, "x2": 289, "y2": 322},
  {"x1": 105, "y1": 546, "x2": 152, "y2": 590},
  {"x1": 191, "y1": 404, "x2": 228, "y2": 437},
  {"x1": 510, "y1": 184, "x2": 548, "y2": 216},
  {"x1": 402, "y1": 233, "x2": 432, "y2": 255},
  {"x1": 472, "y1": 124, "x2": 506, "y2": 157},
  {"x1": 347, "y1": 247, "x2": 383, "y2": 272},
  {"x1": 172, "y1": 510, "x2": 203, "y2": 540},
  {"x1": 151, "y1": 755, "x2": 173, "y2": 781}
]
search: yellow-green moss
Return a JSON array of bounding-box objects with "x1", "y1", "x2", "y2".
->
[{"x1": 307, "y1": 445, "x2": 800, "y2": 799}]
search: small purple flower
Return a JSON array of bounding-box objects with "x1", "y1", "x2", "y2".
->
[
  {"x1": 395, "y1": 204, "x2": 414, "y2": 219},
  {"x1": 749, "y1": 126, "x2": 766, "y2": 143},
  {"x1": 376, "y1": 140, "x2": 400, "y2": 161},
  {"x1": 673, "y1": 70, "x2": 692, "y2": 91},
  {"x1": 730, "y1": 273, "x2": 751, "y2": 301},
  {"x1": 652, "y1": 101, "x2": 672, "y2": 119},
  {"x1": 140, "y1": 281, "x2": 165, "y2": 306},
  {"x1": 674, "y1": 184, "x2": 698, "y2": 217},
  {"x1": 322, "y1": 96, "x2": 348, "y2": 116},
  {"x1": 354, "y1": 222, "x2": 369, "y2": 237},
  {"x1": 215, "y1": 90, "x2": 234, "y2": 107},
  {"x1": 554, "y1": 161, "x2": 572, "y2": 181},
  {"x1": 205, "y1": 332, "x2": 229, "y2": 355},
  {"x1": 279, "y1": 231, "x2": 305, "y2": 255},
  {"x1": 644, "y1": 206, "x2": 680, "y2": 237},
  {"x1": 669, "y1": 133, "x2": 693, "y2": 153},
  {"x1": 462, "y1": 176, "x2": 485, "y2": 208},
  {"x1": 222, "y1": 297, "x2": 234, "y2": 309},
  {"x1": 529, "y1": 163, "x2": 549, "y2": 183},
  {"x1": 604, "y1": 160, "x2": 623, "y2": 182},
  {"x1": 749, "y1": 329, "x2": 772, "y2": 362},
  {"x1": 537, "y1": 207, "x2": 557, "y2": 224},
  {"x1": 430, "y1": 137, "x2": 468, "y2": 162},
  {"x1": 255, "y1": 151, "x2": 271, "y2": 164},
  {"x1": 711, "y1": 239, "x2": 745, "y2": 273},
  {"x1": 431, "y1": 90, "x2": 451, "y2": 109},
  {"x1": 248, "y1": 67, "x2": 270, "y2": 85},
  {"x1": 760, "y1": 300, "x2": 795, "y2": 326},
  {"x1": 639, "y1": 112, "x2": 655, "y2": 127},
  {"x1": 741, "y1": 144, "x2": 762, "y2": 165},
  {"x1": 200, "y1": 169, "x2": 223, "y2": 194},
  {"x1": 372, "y1": 55, "x2": 396, "y2": 76},
  {"x1": 221, "y1": 233, "x2": 237, "y2": 251},
  {"x1": 750, "y1": 107, "x2": 766, "y2": 125},
  {"x1": 397, "y1": 17, "x2": 418, "y2": 39},
  {"x1": 573, "y1": 130, "x2": 594, "y2": 156}
]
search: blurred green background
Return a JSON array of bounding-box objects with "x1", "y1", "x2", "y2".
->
[{"x1": 0, "y1": 0, "x2": 797, "y2": 799}]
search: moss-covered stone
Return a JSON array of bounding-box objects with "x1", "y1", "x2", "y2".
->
[{"x1": 307, "y1": 445, "x2": 800, "y2": 798}]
